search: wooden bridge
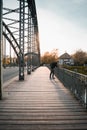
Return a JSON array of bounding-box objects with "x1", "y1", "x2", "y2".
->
[{"x1": 1, "y1": 66, "x2": 87, "y2": 130}]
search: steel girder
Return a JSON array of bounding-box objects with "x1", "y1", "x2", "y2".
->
[
  {"x1": 19, "y1": 0, "x2": 40, "y2": 80},
  {"x1": 2, "y1": 0, "x2": 40, "y2": 80},
  {"x1": 27, "y1": 8, "x2": 32, "y2": 74},
  {"x1": 19, "y1": 0, "x2": 25, "y2": 80},
  {"x1": 0, "y1": 0, "x2": 3, "y2": 99},
  {"x1": 3, "y1": 21, "x2": 21, "y2": 58}
]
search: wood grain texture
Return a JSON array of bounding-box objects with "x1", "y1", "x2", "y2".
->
[{"x1": 1, "y1": 66, "x2": 87, "y2": 130}]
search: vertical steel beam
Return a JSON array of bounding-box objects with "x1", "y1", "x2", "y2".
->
[
  {"x1": 3, "y1": 27, "x2": 6, "y2": 68},
  {"x1": 31, "y1": 21, "x2": 35, "y2": 67},
  {"x1": 36, "y1": 31, "x2": 40, "y2": 66},
  {"x1": 27, "y1": 8, "x2": 31, "y2": 74},
  {"x1": 9, "y1": 38, "x2": 11, "y2": 66},
  {"x1": 0, "y1": 0, "x2": 3, "y2": 99},
  {"x1": 32, "y1": 21, "x2": 34, "y2": 53},
  {"x1": 19, "y1": 0, "x2": 25, "y2": 80}
]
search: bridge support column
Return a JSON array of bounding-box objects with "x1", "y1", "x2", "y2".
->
[
  {"x1": 27, "y1": 8, "x2": 32, "y2": 75},
  {"x1": 19, "y1": 0, "x2": 25, "y2": 80},
  {"x1": 0, "y1": 0, "x2": 3, "y2": 99}
]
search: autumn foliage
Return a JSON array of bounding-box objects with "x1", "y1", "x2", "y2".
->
[
  {"x1": 41, "y1": 49, "x2": 58, "y2": 64},
  {"x1": 72, "y1": 49, "x2": 87, "y2": 66}
]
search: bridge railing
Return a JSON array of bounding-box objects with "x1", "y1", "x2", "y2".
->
[{"x1": 55, "y1": 67, "x2": 87, "y2": 108}]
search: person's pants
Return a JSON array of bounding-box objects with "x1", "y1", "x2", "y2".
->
[{"x1": 50, "y1": 69, "x2": 54, "y2": 79}]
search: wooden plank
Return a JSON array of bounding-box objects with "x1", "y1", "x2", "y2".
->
[{"x1": 0, "y1": 66, "x2": 87, "y2": 130}]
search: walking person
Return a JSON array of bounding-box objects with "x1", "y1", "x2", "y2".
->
[{"x1": 50, "y1": 62, "x2": 57, "y2": 79}]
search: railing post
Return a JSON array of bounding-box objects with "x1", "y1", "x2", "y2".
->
[
  {"x1": 0, "y1": 0, "x2": 3, "y2": 99},
  {"x1": 85, "y1": 84, "x2": 87, "y2": 109}
]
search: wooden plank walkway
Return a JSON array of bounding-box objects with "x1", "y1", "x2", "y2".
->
[{"x1": 1, "y1": 66, "x2": 87, "y2": 130}]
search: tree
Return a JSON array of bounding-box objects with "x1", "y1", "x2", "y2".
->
[
  {"x1": 72, "y1": 49, "x2": 87, "y2": 65},
  {"x1": 41, "y1": 49, "x2": 58, "y2": 64}
]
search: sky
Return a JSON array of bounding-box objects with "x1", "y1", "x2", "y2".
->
[
  {"x1": 35, "y1": 0, "x2": 87, "y2": 56},
  {"x1": 3, "y1": 0, "x2": 87, "y2": 56}
]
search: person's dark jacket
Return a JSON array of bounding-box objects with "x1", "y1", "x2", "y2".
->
[{"x1": 50, "y1": 62, "x2": 57, "y2": 69}]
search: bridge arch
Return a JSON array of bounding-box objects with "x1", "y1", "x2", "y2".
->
[
  {"x1": 3, "y1": 21, "x2": 21, "y2": 58},
  {"x1": 2, "y1": 0, "x2": 40, "y2": 80}
]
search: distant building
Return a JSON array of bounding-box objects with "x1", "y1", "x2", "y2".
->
[{"x1": 58, "y1": 52, "x2": 74, "y2": 65}]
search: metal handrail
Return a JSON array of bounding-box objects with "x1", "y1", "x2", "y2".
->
[{"x1": 55, "y1": 67, "x2": 87, "y2": 108}]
